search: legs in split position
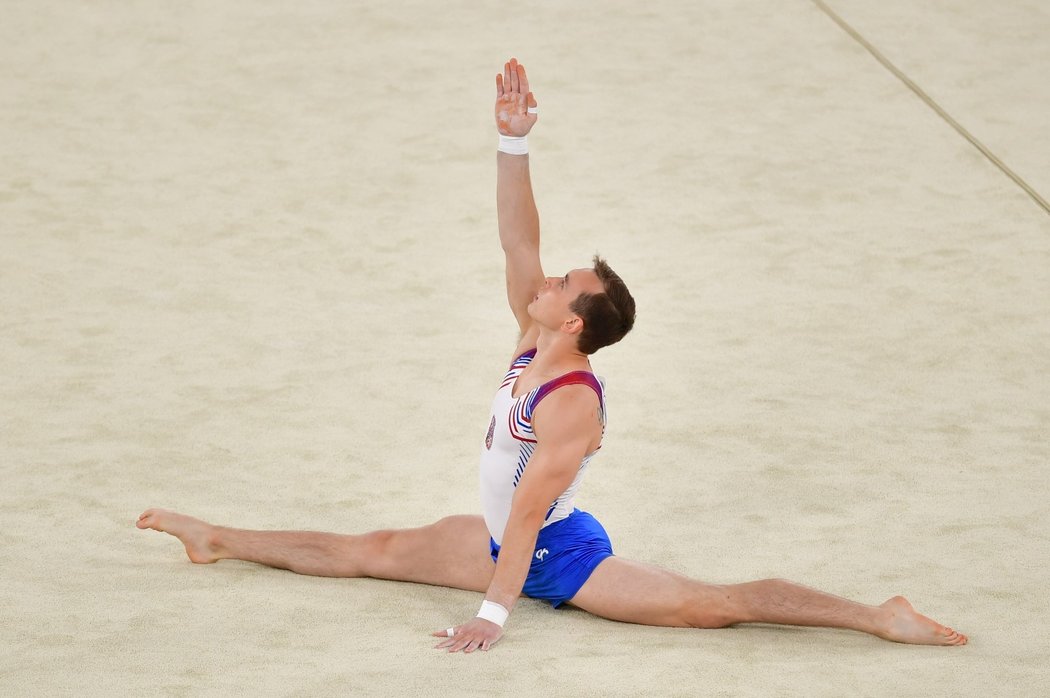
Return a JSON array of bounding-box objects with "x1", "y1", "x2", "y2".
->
[
  {"x1": 567, "y1": 557, "x2": 967, "y2": 646},
  {"x1": 136, "y1": 508, "x2": 496, "y2": 592},
  {"x1": 137, "y1": 509, "x2": 966, "y2": 645}
]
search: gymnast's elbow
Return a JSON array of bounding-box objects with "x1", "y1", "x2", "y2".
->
[{"x1": 506, "y1": 495, "x2": 552, "y2": 532}]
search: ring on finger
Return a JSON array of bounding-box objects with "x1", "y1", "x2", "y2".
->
[{"x1": 446, "y1": 627, "x2": 455, "y2": 638}]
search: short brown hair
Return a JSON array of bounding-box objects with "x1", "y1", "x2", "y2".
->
[{"x1": 570, "y1": 255, "x2": 636, "y2": 355}]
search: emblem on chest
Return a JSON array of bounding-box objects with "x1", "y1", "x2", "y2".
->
[{"x1": 485, "y1": 415, "x2": 496, "y2": 450}]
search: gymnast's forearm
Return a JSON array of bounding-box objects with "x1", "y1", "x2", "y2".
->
[
  {"x1": 485, "y1": 511, "x2": 544, "y2": 613},
  {"x1": 496, "y1": 151, "x2": 540, "y2": 254}
]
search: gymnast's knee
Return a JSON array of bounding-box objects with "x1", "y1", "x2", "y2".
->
[
  {"x1": 684, "y1": 584, "x2": 743, "y2": 629},
  {"x1": 356, "y1": 516, "x2": 464, "y2": 577}
]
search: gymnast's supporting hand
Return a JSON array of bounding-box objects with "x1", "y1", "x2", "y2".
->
[{"x1": 430, "y1": 610, "x2": 505, "y2": 654}]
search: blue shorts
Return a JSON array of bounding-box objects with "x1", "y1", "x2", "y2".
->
[{"x1": 489, "y1": 509, "x2": 614, "y2": 608}]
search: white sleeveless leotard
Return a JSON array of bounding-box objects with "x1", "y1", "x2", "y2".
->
[{"x1": 478, "y1": 348, "x2": 607, "y2": 545}]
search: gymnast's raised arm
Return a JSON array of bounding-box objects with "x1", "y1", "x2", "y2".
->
[{"x1": 495, "y1": 57, "x2": 543, "y2": 338}]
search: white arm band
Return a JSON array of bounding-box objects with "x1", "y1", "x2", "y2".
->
[
  {"x1": 497, "y1": 134, "x2": 528, "y2": 155},
  {"x1": 477, "y1": 600, "x2": 510, "y2": 627}
]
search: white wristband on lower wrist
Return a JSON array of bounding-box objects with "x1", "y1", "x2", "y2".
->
[
  {"x1": 498, "y1": 134, "x2": 528, "y2": 155},
  {"x1": 477, "y1": 600, "x2": 510, "y2": 627}
]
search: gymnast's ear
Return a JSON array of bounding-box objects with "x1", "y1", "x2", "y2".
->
[{"x1": 562, "y1": 314, "x2": 584, "y2": 336}]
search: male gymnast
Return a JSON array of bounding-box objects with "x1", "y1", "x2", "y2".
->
[{"x1": 137, "y1": 57, "x2": 967, "y2": 652}]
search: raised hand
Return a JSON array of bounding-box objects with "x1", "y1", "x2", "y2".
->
[{"x1": 495, "y1": 57, "x2": 538, "y2": 137}]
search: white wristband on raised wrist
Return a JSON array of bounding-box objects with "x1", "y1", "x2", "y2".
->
[
  {"x1": 477, "y1": 600, "x2": 510, "y2": 627},
  {"x1": 498, "y1": 134, "x2": 528, "y2": 155}
]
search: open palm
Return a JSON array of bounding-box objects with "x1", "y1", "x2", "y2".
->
[{"x1": 495, "y1": 57, "x2": 538, "y2": 137}]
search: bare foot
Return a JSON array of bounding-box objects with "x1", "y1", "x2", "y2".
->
[
  {"x1": 877, "y1": 596, "x2": 968, "y2": 646},
  {"x1": 136, "y1": 508, "x2": 223, "y2": 564}
]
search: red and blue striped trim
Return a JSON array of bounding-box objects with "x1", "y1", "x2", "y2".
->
[
  {"x1": 509, "y1": 371, "x2": 605, "y2": 443},
  {"x1": 499, "y1": 348, "x2": 536, "y2": 390}
]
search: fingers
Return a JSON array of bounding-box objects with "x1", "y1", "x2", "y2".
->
[
  {"x1": 430, "y1": 621, "x2": 501, "y2": 653},
  {"x1": 447, "y1": 633, "x2": 475, "y2": 653},
  {"x1": 517, "y1": 62, "x2": 529, "y2": 95},
  {"x1": 432, "y1": 632, "x2": 459, "y2": 650},
  {"x1": 527, "y1": 92, "x2": 537, "y2": 109},
  {"x1": 509, "y1": 57, "x2": 519, "y2": 93},
  {"x1": 432, "y1": 636, "x2": 466, "y2": 652},
  {"x1": 499, "y1": 57, "x2": 529, "y2": 96},
  {"x1": 431, "y1": 624, "x2": 468, "y2": 651},
  {"x1": 431, "y1": 624, "x2": 459, "y2": 640}
]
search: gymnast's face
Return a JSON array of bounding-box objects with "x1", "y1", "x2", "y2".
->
[{"x1": 528, "y1": 268, "x2": 603, "y2": 331}]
